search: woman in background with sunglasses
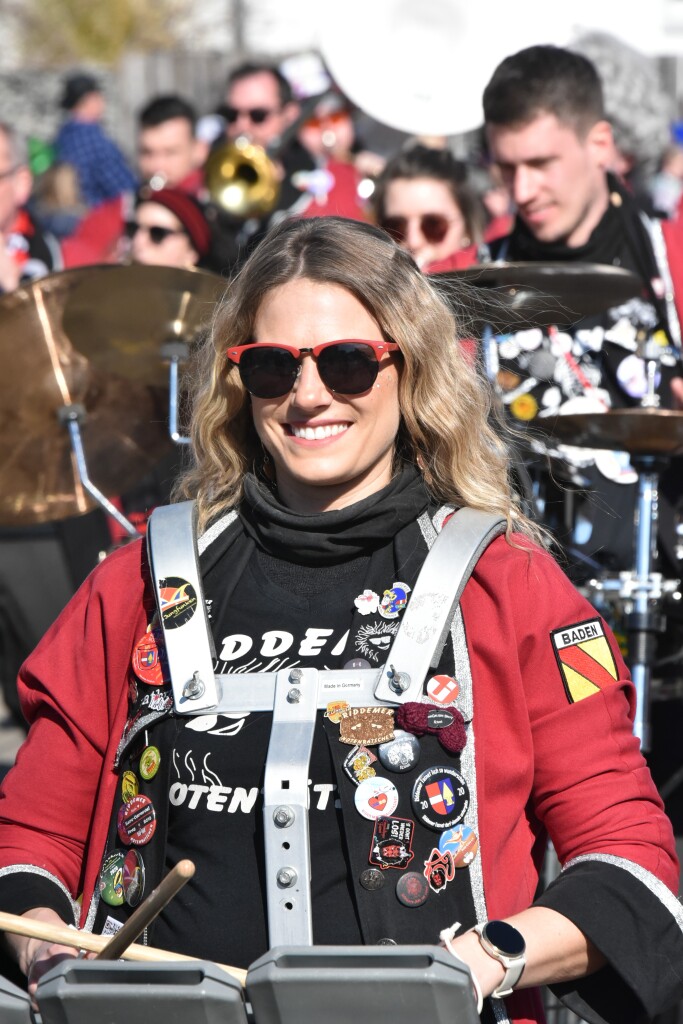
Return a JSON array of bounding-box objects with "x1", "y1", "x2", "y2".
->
[
  {"x1": 122, "y1": 185, "x2": 213, "y2": 269},
  {"x1": 372, "y1": 144, "x2": 486, "y2": 272},
  {"x1": 1, "y1": 216, "x2": 682, "y2": 1023}
]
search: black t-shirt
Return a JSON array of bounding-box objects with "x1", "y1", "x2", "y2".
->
[{"x1": 155, "y1": 547, "x2": 371, "y2": 966}]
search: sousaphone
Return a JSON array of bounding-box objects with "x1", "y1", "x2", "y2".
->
[{"x1": 315, "y1": 0, "x2": 575, "y2": 137}]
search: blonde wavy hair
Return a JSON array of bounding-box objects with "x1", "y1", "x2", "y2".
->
[{"x1": 176, "y1": 215, "x2": 542, "y2": 543}]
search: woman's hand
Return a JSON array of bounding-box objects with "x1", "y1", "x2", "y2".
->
[{"x1": 4, "y1": 907, "x2": 83, "y2": 1008}]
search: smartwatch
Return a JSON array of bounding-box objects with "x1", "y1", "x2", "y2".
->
[{"x1": 474, "y1": 920, "x2": 526, "y2": 999}]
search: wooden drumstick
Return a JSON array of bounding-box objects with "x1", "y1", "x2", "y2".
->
[
  {"x1": 96, "y1": 858, "x2": 195, "y2": 961},
  {"x1": 0, "y1": 910, "x2": 247, "y2": 985}
]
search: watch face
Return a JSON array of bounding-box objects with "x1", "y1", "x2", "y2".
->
[{"x1": 484, "y1": 920, "x2": 526, "y2": 957}]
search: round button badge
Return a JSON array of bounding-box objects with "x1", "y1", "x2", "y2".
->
[
  {"x1": 117, "y1": 794, "x2": 157, "y2": 846},
  {"x1": 425, "y1": 674, "x2": 460, "y2": 706},
  {"x1": 123, "y1": 849, "x2": 145, "y2": 906},
  {"x1": 395, "y1": 871, "x2": 429, "y2": 907},
  {"x1": 139, "y1": 745, "x2": 161, "y2": 781},
  {"x1": 411, "y1": 766, "x2": 469, "y2": 831},
  {"x1": 354, "y1": 777, "x2": 399, "y2": 820},
  {"x1": 131, "y1": 627, "x2": 169, "y2": 687},
  {"x1": 377, "y1": 730, "x2": 420, "y2": 773},
  {"x1": 98, "y1": 851, "x2": 126, "y2": 907},
  {"x1": 121, "y1": 770, "x2": 139, "y2": 803},
  {"x1": 438, "y1": 824, "x2": 479, "y2": 867},
  {"x1": 360, "y1": 868, "x2": 385, "y2": 891}
]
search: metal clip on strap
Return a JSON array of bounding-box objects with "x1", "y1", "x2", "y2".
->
[{"x1": 147, "y1": 501, "x2": 220, "y2": 713}]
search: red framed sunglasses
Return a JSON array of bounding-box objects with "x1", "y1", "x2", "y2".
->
[
  {"x1": 226, "y1": 339, "x2": 400, "y2": 398},
  {"x1": 380, "y1": 213, "x2": 455, "y2": 245}
]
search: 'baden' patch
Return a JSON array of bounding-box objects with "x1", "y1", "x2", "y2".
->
[{"x1": 550, "y1": 618, "x2": 619, "y2": 704}]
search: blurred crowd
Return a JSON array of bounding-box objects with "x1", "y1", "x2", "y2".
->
[{"x1": 5, "y1": 52, "x2": 683, "y2": 295}]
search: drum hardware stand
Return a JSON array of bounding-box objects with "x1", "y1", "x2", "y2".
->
[
  {"x1": 620, "y1": 338, "x2": 677, "y2": 748},
  {"x1": 623, "y1": 452, "x2": 672, "y2": 749},
  {"x1": 57, "y1": 403, "x2": 139, "y2": 539},
  {"x1": 161, "y1": 340, "x2": 191, "y2": 445}
]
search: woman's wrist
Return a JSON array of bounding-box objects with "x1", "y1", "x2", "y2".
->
[{"x1": 440, "y1": 925, "x2": 507, "y2": 1001}]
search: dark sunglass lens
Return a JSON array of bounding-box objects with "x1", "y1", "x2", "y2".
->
[
  {"x1": 224, "y1": 107, "x2": 239, "y2": 123},
  {"x1": 239, "y1": 347, "x2": 299, "y2": 398},
  {"x1": 421, "y1": 214, "x2": 450, "y2": 243},
  {"x1": 318, "y1": 343, "x2": 379, "y2": 395},
  {"x1": 381, "y1": 217, "x2": 407, "y2": 244},
  {"x1": 148, "y1": 226, "x2": 173, "y2": 244},
  {"x1": 123, "y1": 221, "x2": 138, "y2": 239},
  {"x1": 249, "y1": 108, "x2": 270, "y2": 124}
]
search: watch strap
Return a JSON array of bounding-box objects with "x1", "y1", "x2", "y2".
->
[{"x1": 474, "y1": 921, "x2": 526, "y2": 999}]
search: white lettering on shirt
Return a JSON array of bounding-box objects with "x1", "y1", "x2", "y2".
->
[
  {"x1": 168, "y1": 782, "x2": 336, "y2": 814},
  {"x1": 187, "y1": 783, "x2": 209, "y2": 808},
  {"x1": 228, "y1": 787, "x2": 259, "y2": 814},
  {"x1": 219, "y1": 634, "x2": 253, "y2": 661},
  {"x1": 206, "y1": 785, "x2": 232, "y2": 811},
  {"x1": 331, "y1": 629, "x2": 349, "y2": 657},
  {"x1": 169, "y1": 782, "x2": 187, "y2": 805},
  {"x1": 312, "y1": 783, "x2": 335, "y2": 810},
  {"x1": 298, "y1": 628, "x2": 334, "y2": 657},
  {"x1": 261, "y1": 630, "x2": 294, "y2": 657}
]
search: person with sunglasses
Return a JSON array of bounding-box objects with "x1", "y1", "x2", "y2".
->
[
  {"x1": 62, "y1": 94, "x2": 209, "y2": 268},
  {"x1": 0, "y1": 216, "x2": 682, "y2": 1023},
  {"x1": 372, "y1": 144, "x2": 486, "y2": 272},
  {"x1": 211, "y1": 63, "x2": 368, "y2": 273},
  {"x1": 219, "y1": 60, "x2": 315, "y2": 223},
  {"x1": 122, "y1": 185, "x2": 212, "y2": 269}
]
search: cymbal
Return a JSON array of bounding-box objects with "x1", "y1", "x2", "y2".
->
[
  {"x1": 0, "y1": 272, "x2": 177, "y2": 526},
  {"x1": 432, "y1": 262, "x2": 642, "y2": 331},
  {"x1": 534, "y1": 409, "x2": 683, "y2": 456},
  {"x1": 60, "y1": 263, "x2": 226, "y2": 386}
]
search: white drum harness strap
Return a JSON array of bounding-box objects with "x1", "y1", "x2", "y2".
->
[{"x1": 147, "y1": 502, "x2": 505, "y2": 948}]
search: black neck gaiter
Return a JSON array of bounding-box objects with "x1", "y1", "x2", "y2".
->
[{"x1": 238, "y1": 465, "x2": 432, "y2": 566}]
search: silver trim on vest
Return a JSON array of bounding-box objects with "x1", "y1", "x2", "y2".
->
[{"x1": 198, "y1": 509, "x2": 238, "y2": 555}]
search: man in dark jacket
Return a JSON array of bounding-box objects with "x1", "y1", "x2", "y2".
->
[{"x1": 482, "y1": 45, "x2": 683, "y2": 579}]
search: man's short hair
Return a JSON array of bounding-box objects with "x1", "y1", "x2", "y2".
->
[
  {"x1": 483, "y1": 45, "x2": 605, "y2": 134},
  {"x1": 0, "y1": 122, "x2": 28, "y2": 169},
  {"x1": 226, "y1": 61, "x2": 293, "y2": 107},
  {"x1": 138, "y1": 94, "x2": 197, "y2": 131}
]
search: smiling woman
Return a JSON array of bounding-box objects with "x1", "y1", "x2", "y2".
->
[
  {"x1": 0, "y1": 217, "x2": 682, "y2": 1024},
  {"x1": 184, "y1": 215, "x2": 513, "y2": 528}
]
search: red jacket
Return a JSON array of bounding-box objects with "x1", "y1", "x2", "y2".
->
[
  {"x1": 0, "y1": 522, "x2": 679, "y2": 1021},
  {"x1": 61, "y1": 169, "x2": 206, "y2": 267}
]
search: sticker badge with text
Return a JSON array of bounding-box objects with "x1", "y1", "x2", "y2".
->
[{"x1": 550, "y1": 618, "x2": 619, "y2": 704}]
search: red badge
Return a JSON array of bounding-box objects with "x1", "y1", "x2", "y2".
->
[
  {"x1": 131, "y1": 627, "x2": 169, "y2": 687},
  {"x1": 426, "y1": 675, "x2": 460, "y2": 706},
  {"x1": 423, "y1": 847, "x2": 456, "y2": 893},
  {"x1": 117, "y1": 795, "x2": 157, "y2": 846}
]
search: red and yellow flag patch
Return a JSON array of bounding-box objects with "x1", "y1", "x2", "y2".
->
[{"x1": 550, "y1": 618, "x2": 619, "y2": 704}]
